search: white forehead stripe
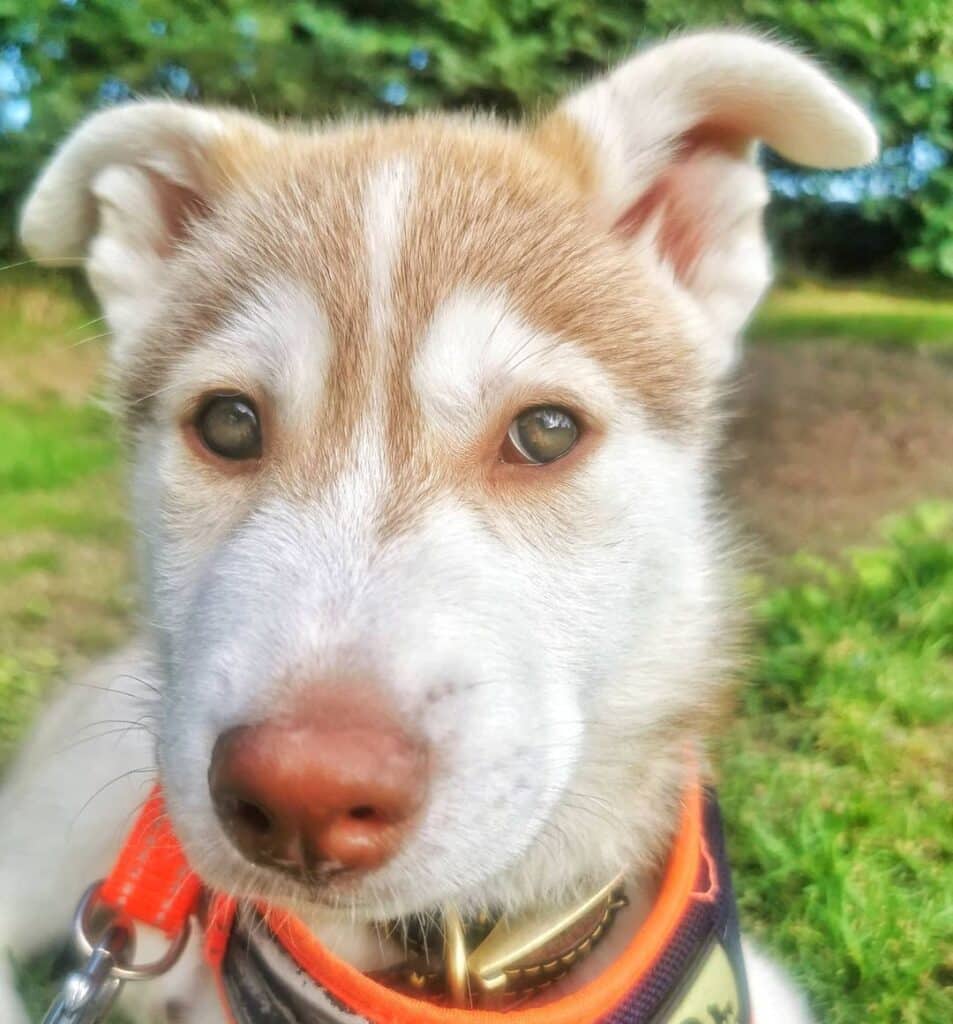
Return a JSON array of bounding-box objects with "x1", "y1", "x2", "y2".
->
[
  {"x1": 364, "y1": 157, "x2": 416, "y2": 340},
  {"x1": 317, "y1": 158, "x2": 418, "y2": 533},
  {"x1": 413, "y1": 287, "x2": 617, "y2": 439}
]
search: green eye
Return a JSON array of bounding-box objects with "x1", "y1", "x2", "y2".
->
[
  {"x1": 196, "y1": 395, "x2": 262, "y2": 460},
  {"x1": 506, "y1": 406, "x2": 579, "y2": 465}
]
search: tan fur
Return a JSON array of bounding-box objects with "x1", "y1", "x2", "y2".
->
[
  {"x1": 528, "y1": 110, "x2": 601, "y2": 194},
  {"x1": 121, "y1": 117, "x2": 708, "y2": 541}
]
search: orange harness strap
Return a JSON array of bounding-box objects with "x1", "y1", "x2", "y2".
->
[
  {"x1": 99, "y1": 788, "x2": 202, "y2": 939},
  {"x1": 259, "y1": 785, "x2": 703, "y2": 1024},
  {"x1": 100, "y1": 784, "x2": 749, "y2": 1024}
]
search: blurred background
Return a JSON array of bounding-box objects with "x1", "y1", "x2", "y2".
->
[
  {"x1": 1, "y1": 0, "x2": 952, "y2": 276},
  {"x1": 1, "y1": 3, "x2": 950, "y2": 1023}
]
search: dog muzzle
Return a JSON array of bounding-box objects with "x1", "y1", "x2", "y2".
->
[{"x1": 53, "y1": 783, "x2": 751, "y2": 1024}]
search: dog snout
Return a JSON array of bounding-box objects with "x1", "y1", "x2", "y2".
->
[{"x1": 208, "y1": 697, "x2": 428, "y2": 877}]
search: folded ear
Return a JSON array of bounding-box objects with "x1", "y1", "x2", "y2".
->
[
  {"x1": 20, "y1": 101, "x2": 275, "y2": 338},
  {"x1": 540, "y1": 32, "x2": 878, "y2": 376}
]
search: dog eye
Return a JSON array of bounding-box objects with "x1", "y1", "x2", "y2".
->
[
  {"x1": 504, "y1": 406, "x2": 579, "y2": 465},
  {"x1": 196, "y1": 395, "x2": 262, "y2": 460}
]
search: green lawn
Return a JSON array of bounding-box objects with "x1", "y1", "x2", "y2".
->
[
  {"x1": 0, "y1": 276, "x2": 129, "y2": 766},
  {"x1": 752, "y1": 278, "x2": 953, "y2": 346},
  {"x1": 2, "y1": 276, "x2": 951, "y2": 1022},
  {"x1": 718, "y1": 506, "x2": 953, "y2": 1023}
]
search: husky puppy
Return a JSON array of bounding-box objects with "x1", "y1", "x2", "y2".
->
[{"x1": 1, "y1": 32, "x2": 875, "y2": 1024}]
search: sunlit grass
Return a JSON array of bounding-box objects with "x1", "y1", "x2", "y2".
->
[
  {"x1": 0, "y1": 276, "x2": 129, "y2": 764},
  {"x1": 751, "y1": 278, "x2": 953, "y2": 345},
  {"x1": 0, "y1": 399, "x2": 117, "y2": 495},
  {"x1": 718, "y1": 504, "x2": 953, "y2": 1023}
]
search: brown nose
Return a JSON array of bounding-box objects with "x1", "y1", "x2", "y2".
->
[{"x1": 209, "y1": 705, "x2": 427, "y2": 877}]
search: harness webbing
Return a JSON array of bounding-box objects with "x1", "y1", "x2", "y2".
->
[{"x1": 100, "y1": 784, "x2": 751, "y2": 1024}]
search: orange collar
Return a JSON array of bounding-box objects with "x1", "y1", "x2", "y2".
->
[{"x1": 99, "y1": 783, "x2": 749, "y2": 1023}]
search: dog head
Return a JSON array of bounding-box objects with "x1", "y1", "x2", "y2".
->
[{"x1": 21, "y1": 33, "x2": 875, "y2": 923}]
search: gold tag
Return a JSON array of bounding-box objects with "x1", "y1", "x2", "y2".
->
[
  {"x1": 466, "y1": 872, "x2": 624, "y2": 995},
  {"x1": 660, "y1": 940, "x2": 742, "y2": 1024},
  {"x1": 435, "y1": 872, "x2": 626, "y2": 1006}
]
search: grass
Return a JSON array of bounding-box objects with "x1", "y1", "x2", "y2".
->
[
  {"x1": 0, "y1": 276, "x2": 130, "y2": 765},
  {"x1": 718, "y1": 504, "x2": 953, "y2": 1023},
  {"x1": 751, "y1": 278, "x2": 953, "y2": 346},
  {"x1": 2, "y1": 274, "x2": 951, "y2": 1021}
]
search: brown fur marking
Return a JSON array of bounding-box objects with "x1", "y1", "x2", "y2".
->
[{"x1": 119, "y1": 115, "x2": 709, "y2": 530}]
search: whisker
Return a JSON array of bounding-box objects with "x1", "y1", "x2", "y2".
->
[
  {"x1": 61, "y1": 329, "x2": 111, "y2": 351},
  {"x1": 129, "y1": 379, "x2": 182, "y2": 406},
  {"x1": 111, "y1": 673, "x2": 163, "y2": 698},
  {"x1": 54, "y1": 723, "x2": 155, "y2": 757},
  {"x1": 64, "y1": 684, "x2": 150, "y2": 707},
  {"x1": 1, "y1": 256, "x2": 82, "y2": 272},
  {"x1": 69, "y1": 766, "x2": 157, "y2": 833},
  {"x1": 67, "y1": 313, "x2": 107, "y2": 334}
]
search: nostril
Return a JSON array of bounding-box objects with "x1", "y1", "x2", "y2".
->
[
  {"x1": 348, "y1": 804, "x2": 379, "y2": 822},
  {"x1": 210, "y1": 714, "x2": 428, "y2": 874},
  {"x1": 229, "y1": 796, "x2": 274, "y2": 837}
]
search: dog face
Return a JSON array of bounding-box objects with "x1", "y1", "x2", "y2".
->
[{"x1": 21, "y1": 33, "x2": 875, "y2": 922}]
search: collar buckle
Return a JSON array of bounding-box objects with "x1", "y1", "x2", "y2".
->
[{"x1": 392, "y1": 872, "x2": 627, "y2": 1008}]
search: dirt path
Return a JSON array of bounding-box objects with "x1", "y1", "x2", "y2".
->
[{"x1": 724, "y1": 343, "x2": 953, "y2": 559}]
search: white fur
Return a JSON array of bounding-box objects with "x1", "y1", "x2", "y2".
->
[
  {"x1": 162, "y1": 281, "x2": 333, "y2": 429},
  {"x1": 0, "y1": 30, "x2": 874, "y2": 1022},
  {"x1": 414, "y1": 287, "x2": 620, "y2": 439},
  {"x1": 86, "y1": 164, "x2": 170, "y2": 345},
  {"x1": 564, "y1": 30, "x2": 877, "y2": 207},
  {"x1": 144, "y1": 279, "x2": 712, "y2": 922},
  {"x1": 365, "y1": 157, "x2": 416, "y2": 339},
  {"x1": 562, "y1": 31, "x2": 877, "y2": 375},
  {"x1": 744, "y1": 941, "x2": 817, "y2": 1024},
  {"x1": 19, "y1": 101, "x2": 275, "y2": 373},
  {"x1": 20, "y1": 102, "x2": 230, "y2": 262}
]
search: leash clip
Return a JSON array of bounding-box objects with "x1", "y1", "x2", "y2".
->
[{"x1": 42, "y1": 881, "x2": 191, "y2": 1024}]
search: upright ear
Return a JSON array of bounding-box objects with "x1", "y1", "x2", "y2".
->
[
  {"x1": 539, "y1": 32, "x2": 878, "y2": 375},
  {"x1": 20, "y1": 101, "x2": 275, "y2": 338}
]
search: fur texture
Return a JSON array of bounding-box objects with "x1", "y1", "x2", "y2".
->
[{"x1": 2, "y1": 31, "x2": 876, "y2": 1024}]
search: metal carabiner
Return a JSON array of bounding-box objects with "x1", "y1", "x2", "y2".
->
[
  {"x1": 42, "y1": 881, "x2": 191, "y2": 1024},
  {"x1": 41, "y1": 922, "x2": 130, "y2": 1024}
]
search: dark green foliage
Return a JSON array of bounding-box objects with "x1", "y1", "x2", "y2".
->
[
  {"x1": 729, "y1": 0, "x2": 952, "y2": 278},
  {"x1": 0, "y1": 2, "x2": 950, "y2": 275}
]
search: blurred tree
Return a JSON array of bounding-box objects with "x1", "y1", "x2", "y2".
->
[
  {"x1": 0, "y1": 0, "x2": 949, "y2": 276},
  {"x1": 666, "y1": 0, "x2": 951, "y2": 279}
]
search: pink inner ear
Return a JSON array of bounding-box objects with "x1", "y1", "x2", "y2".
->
[
  {"x1": 145, "y1": 169, "x2": 210, "y2": 257},
  {"x1": 614, "y1": 166, "x2": 705, "y2": 281},
  {"x1": 612, "y1": 128, "x2": 753, "y2": 284}
]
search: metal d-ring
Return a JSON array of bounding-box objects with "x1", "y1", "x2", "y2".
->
[{"x1": 73, "y1": 880, "x2": 192, "y2": 981}]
